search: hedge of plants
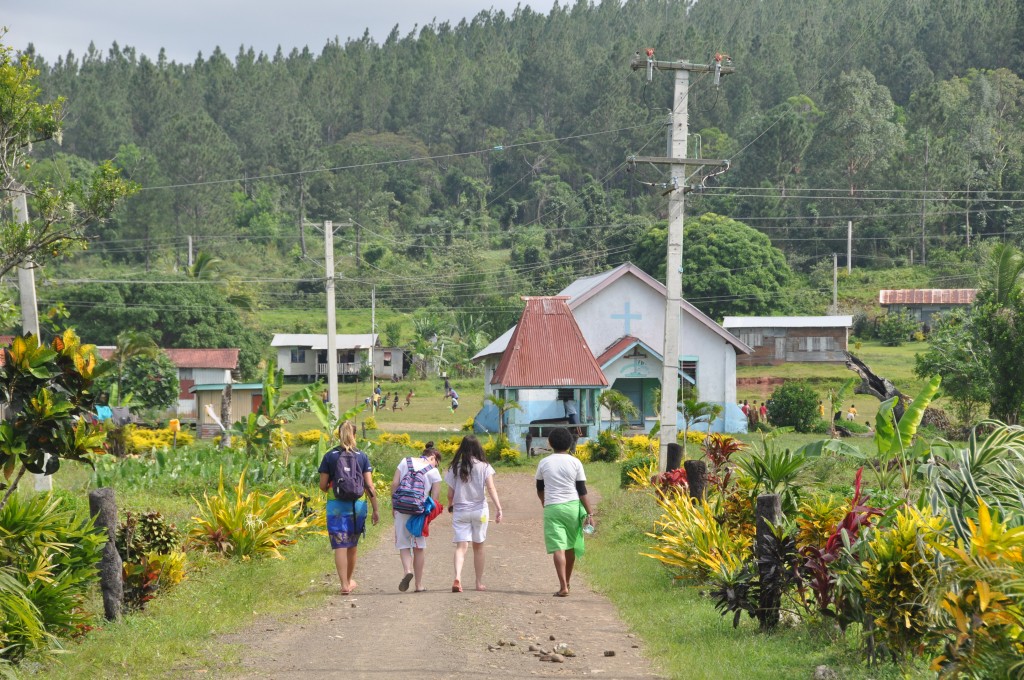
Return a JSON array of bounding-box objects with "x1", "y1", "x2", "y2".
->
[{"x1": 634, "y1": 421, "x2": 1024, "y2": 676}]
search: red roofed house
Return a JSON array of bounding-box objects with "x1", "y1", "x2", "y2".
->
[
  {"x1": 488, "y1": 297, "x2": 608, "y2": 446},
  {"x1": 96, "y1": 346, "x2": 239, "y2": 418},
  {"x1": 879, "y1": 289, "x2": 978, "y2": 329}
]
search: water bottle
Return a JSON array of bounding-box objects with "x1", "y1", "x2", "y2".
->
[{"x1": 583, "y1": 522, "x2": 596, "y2": 536}]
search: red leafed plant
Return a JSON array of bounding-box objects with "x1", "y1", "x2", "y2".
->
[
  {"x1": 702, "y1": 433, "x2": 744, "y2": 495},
  {"x1": 800, "y1": 468, "x2": 883, "y2": 626},
  {"x1": 655, "y1": 467, "x2": 689, "y2": 494}
]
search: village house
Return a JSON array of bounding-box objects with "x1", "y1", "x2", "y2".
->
[
  {"x1": 473, "y1": 262, "x2": 752, "y2": 436},
  {"x1": 96, "y1": 346, "x2": 239, "y2": 419},
  {"x1": 487, "y1": 297, "x2": 607, "y2": 447},
  {"x1": 879, "y1": 289, "x2": 977, "y2": 329},
  {"x1": 191, "y1": 383, "x2": 263, "y2": 439},
  {"x1": 722, "y1": 316, "x2": 852, "y2": 366},
  {"x1": 270, "y1": 333, "x2": 405, "y2": 382}
]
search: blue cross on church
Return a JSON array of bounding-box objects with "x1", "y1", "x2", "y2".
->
[{"x1": 611, "y1": 301, "x2": 642, "y2": 335}]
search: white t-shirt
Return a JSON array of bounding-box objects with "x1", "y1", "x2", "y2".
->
[
  {"x1": 535, "y1": 453, "x2": 586, "y2": 506},
  {"x1": 396, "y1": 456, "x2": 442, "y2": 504},
  {"x1": 444, "y1": 460, "x2": 495, "y2": 513}
]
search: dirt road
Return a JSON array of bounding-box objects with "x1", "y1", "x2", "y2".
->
[{"x1": 220, "y1": 473, "x2": 663, "y2": 679}]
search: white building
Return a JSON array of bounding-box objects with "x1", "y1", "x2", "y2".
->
[
  {"x1": 271, "y1": 333, "x2": 405, "y2": 382},
  {"x1": 473, "y1": 263, "x2": 751, "y2": 434}
]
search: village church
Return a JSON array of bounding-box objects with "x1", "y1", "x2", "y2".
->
[{"x1": 472, "y1": 262, "x2": 751, "y2": 444}]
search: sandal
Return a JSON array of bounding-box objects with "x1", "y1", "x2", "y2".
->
[
  {"x1": 399, "y1": 573, "x2": 413, "y2": 592},
  {"x1": 553, "y1": 590, "x2": 570, "y2": 597},
  {"x1": 452, "y1": 580, "x2": 463, "y2": 593}
]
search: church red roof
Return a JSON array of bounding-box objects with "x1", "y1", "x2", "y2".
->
[{"x1": 490, "y1": 297, "x2": 608, "y2": 388}]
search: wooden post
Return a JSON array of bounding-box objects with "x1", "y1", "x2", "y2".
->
[
  {"x1": 666, "y1": 443, "x2": 683, "y2": 471},
  {"x1": 755, "y1": 493, "x2": 783, "y2": 630},
  {"x1": 89, "y1": 488, "x2": 123, "y2": 621},
  {"x1": 684, "y1": 460, "x2": 707, "y2": 500}
]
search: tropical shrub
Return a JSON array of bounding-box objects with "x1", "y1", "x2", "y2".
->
[
  {"x1": 590, "y1": 429, "x2": 621, "y2": 462},
  {"x1": 654, "y1": 467, "x2": 689, "y2": 495},
  {"x1": 766, "y1": 382, "x2": 819, "y2": 432},
  {"x1": 702, "y1": 433, "x2": 744, "y2": 496},
  {"x1": 188, "y1": 472, "x2": 319, "y2": 559},
  {"x1": 0, "y1": 492, "x2": 104, "y2": 663},
  {"x1": 376, "y1": 432, "x2": 414, "y2": 447},
  {"x1": 117, "y1": 510, "x2": 181, "y2": 562},
  {"x1": 0, "y1": 330, "x2": 109, "y2": 510},
  {"x1": 124, "y1": 426, "x2": 194, "y2": 453},
  {"x1": 571, "y1": 446, "x2": 591, "y2": 464},
  {"x1": 928, "y1": 501, "x2": 1024, "y2": 678},
  {"x1": 296, "y1": 429, "x2": 324, "y2": 446},
  {"x1": 461, "y1": 417, "x2": 475, "y2": 432},
  {"x1": 735, "y1": 439, "x2": 807, "y2": 514},
  {"x1": 877, "y1": 309, "x2": 920, "y2": 347},
  {"x1": 122, "y1": 550, "x2": 188, "y2": 612},
  {"x1": 859, "y1": 507, "x2": 948, "y2": 663},
  {"x1": 498, "y1": 447, "x2": 522, "y2": 466},
  {"x1": 621, "y1": 455, "x2": 656, "y2": 488},
  {"x1": 795, "y1": 494, "x2": 847, "y2": 548},
  {"x1": 621, "y1": 434, "x2": 658, "y2": 459},
  {"x1": 228, "y1": 362, "x2": 318, "y2": 458},
  {"x1": 363, "y1": 415, "x2": 378, "y2": 431},
  {"x1": 644, "y1": 493, "x2": 751, "y2": 581}
]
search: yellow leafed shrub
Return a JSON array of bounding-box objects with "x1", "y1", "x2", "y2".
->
[
  {"x1": 376, "y1": 432, "x2": 414, "y2": 447},
  {"x1": 572, "y1": 446, "x2": 591, "y2": 464},
  {"x1": 188, "y1": 472, "x2": 318, "y2": 559},
  {"x1": 437, "y1": 438, "x2": 461, "y2": 456},
  {"x1": 621, "y1": 434, "x2": 658, "y2": 460},
  {"x1": 625, "y1": 459, "x2": 656, "y2": 488},
  {"x1": 364, "y1": 415, "x2": 378, "y2": 431},
  {"x1": 461, "y1": 418, "x2": 475, "y2": 432},
  {"x1": 644, "y1": 492, "x2": 751, "y2": 581},
  {"x1": 796, "y1": 494, "x2": 848, "y2": 548},
  {"x1": 498, "y1": 447, "x2": 521, "y2": 465},
  {"x1": 269, "y1": 428, "x2": 294, "y2": 449},
  {"x1": 125, "y1": 426, "x2": 195, "y2": 453},
  {"x1": 860, "y1": 506, "x2": 949, "y2": 660},
  {"x1": 296, "y1": 429, "x2": 325, "y2": 446}
]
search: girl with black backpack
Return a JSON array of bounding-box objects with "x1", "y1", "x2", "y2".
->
[{"x1": 318, "y1": 421, "x2": 379, "y2": 595}]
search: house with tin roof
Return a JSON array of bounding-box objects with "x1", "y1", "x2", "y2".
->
[
  {"x1": 474, "y1": 262, "x2": 752, "y2": 435},
  {"x1": 722, "y1": 316, "x2": 852, "y2": 366},
  {"x1": 879, "y1": 289, "x2": 978, "y2": 328},
  {"x1": 485, "y1": 297, "x2": 607, "y2": 446},
  {"x1": 270, "y1": 333, "x2": 405, "y2": 382}
]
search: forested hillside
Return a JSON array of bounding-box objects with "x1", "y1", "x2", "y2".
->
[{"x1": 11, "y1": 0, "x2": 1024, "y2": 376}]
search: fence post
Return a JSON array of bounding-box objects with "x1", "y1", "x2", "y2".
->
[
  {"x1": 89, "y1": 488, "x2": 123, "y2": 621},
  {"x1": 755, "y1": 493, "x2": 783, "y2": 630},
  {"x1": 684, "y1": 460, "x2": 707, "y2": 500}
]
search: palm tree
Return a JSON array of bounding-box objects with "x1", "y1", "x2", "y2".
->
[
  {"x1": 185, "y1": 251, "x2": 223, "y2": 280},
  {"x1": 679, "y1": 396, "x2": 722, "y2": 457},
  {"x1": 109, "y1": 330, "x2": 159, "y2": 405},
  {"x1": 485, "y1": 394, "x2": 521, "y2": 438},
  {"x1": 599, "y1": 389, "x2": 640, "y2": 432}
]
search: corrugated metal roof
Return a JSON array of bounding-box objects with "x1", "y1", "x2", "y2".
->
[
  {"x1": 878, "y1": 289, "x2": 978, "y2": 305},
  {"x1": 596, "y1": 336, "x2": 644, "y2": 366},
  {"x1": 271, "y1": 333, "x2": 378, "y2": 350},
  {"x1": 490, "y1": 297, "x2": 608, "y2": 388},
  {"x1": 722, "y1": 315, "x2": 853, "y2": 329},
  {"x1": 164, "y1": 348, "x2": 239, "y2": 369}
]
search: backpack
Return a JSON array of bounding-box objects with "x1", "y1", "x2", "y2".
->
[
  {"x1": 332, "y1": 448, "x2": 366, "y2": 502},
  {"x1": 391, "y1": 457, "x2": 434, "y2": 514}
]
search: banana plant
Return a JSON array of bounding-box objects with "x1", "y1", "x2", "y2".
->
[
  {"x1": 871, "y1": 374, "x2": 941, "y2": 495},
  {"x1": 229, "y1": 361, "x2": 319, "y2": 459}
]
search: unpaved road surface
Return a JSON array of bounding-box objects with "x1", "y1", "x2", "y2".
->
[{"x1": 220, "y1": 473, "x2": 663, "y2": 679}]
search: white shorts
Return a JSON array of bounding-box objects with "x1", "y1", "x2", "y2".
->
[
  {"x1": 394, "y1": 511, "x2": 427, "y2": 550},
  {"x1": 452, "y1": 509, "x2": 488, "y2": 543}
]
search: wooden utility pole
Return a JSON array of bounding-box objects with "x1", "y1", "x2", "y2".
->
[
  {"x1": 832, "y1": 253, "x2": 838, "y2": 314},
  {"x1": 847, "y1": 220, "x2": 852, "y2": 273},
  {"x1": 629, "y1": 50, "x2": 734, "y2": 472},
  {"x1": 324, "y1": 220, "x2": 339, "y2": 415}
]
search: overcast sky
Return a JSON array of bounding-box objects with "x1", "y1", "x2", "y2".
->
[{"x1": 4, "y1": 1, "x2": 560, "y2": 64}]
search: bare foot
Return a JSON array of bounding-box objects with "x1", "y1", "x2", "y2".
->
[
  {"x1": 347, "y1": 580, "x2": 358, "y2": 593},
  {"x1": 475, "y1": 584, "x2": 487, "y2": 591}
]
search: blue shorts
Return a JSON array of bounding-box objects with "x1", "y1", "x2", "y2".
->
[{"x1": 326, "y1": 498, "x2": 367, "y2": 549}]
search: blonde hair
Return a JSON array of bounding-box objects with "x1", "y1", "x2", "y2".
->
[{"x1": 337, "y1": 420, "x2": 358, "y2": 451}]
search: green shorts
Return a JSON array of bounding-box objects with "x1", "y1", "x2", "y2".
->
[{"x1": 543, "y1": 500, "x2": 587, "y2": 556}]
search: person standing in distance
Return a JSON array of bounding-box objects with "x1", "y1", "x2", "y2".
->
[
  {"x1": 318, "y1": 421, "x2": 379, "y2": 595},
  {"x1": 535, "y1": 427, "x2": 594, "y2": 597}
]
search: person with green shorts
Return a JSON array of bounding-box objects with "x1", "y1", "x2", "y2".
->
[{"x1": 535, "y1": 427, "x2": 595, "y2": 597}]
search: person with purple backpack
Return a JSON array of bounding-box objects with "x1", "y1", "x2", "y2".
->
[
  {"x1": 318, "y1": 421, "x2": 379, "y2": 595},
  {"x1": 391, "y1": 446, "x2": 442, "y2": 592}
]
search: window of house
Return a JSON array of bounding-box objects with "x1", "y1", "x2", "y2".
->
[
  {"x1": 682, "y1": 360, "x2": 698, "y2": 386},
  {"x1": 383, "y1": 351, "x2": 392, "y2": 367},
  {"x1": 739, "y1": 331, "x2": 762, "y2": 347},
  {"x1": 290, "y1": 349, "x2": 305, "y2": 363}
]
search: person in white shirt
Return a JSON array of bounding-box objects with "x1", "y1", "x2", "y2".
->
[
  {"x1": 444, "y1": 436, "x2": 503, "y2": 592},
  {"x1": 391, "y1": 449, "x2": 442, "y2": 592},
  {"x1": 535, "y1": 427, "x2": 595, "y2": 597}
]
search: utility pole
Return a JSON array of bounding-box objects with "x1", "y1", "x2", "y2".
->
[
  {"x1": 629, "y1": 50, "x2": 734, "y2": 472},
  {"x1": 832, "y1": 253, "x2": 838, "y2": 313},
  {"x1": 12, "y1": 189, "x2": 50, "y2": 492},
  {"x1": 846, "y1": 221, "x2": 852, "y2": 273},
  {"x1": 187, "y1": 235, "x2": 194, "y2": 269},
  {"x1": 324, "y1": 220, "x2": 339, "y2": 415},
  {"x1": 369, "y1": 286, "x2": 376, "y2": 390}
]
